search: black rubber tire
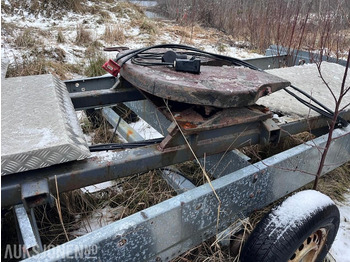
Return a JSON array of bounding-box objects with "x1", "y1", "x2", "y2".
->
[{"x1": 240, "y1": 190, "x2": 340, "y2": 262}]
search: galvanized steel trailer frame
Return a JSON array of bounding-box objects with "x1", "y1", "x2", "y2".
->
[
  {"x1": 2, "y1": 54, "x2": 350, "y2": 261},
  {"x1": 23, "y1": 126, "x2": 350, "y2": 261}
]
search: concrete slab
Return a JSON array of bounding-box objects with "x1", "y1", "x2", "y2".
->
[
  {"x1": 1, "y1": 74, "x2": 90, "y2": 175},
  {"x1": 257, "y1": 62, "x2": 350, "y2": 122}
]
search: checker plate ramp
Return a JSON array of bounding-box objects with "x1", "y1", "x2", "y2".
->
[
  {"x1": 1, "y1": 74, "x2": 90, "y2": 175},
  {"x1": 120, "y1": 62, "x2": 291, "y2": 108}
]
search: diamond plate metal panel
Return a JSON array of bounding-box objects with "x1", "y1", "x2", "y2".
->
[
  {"x1": 2, "y1": 60, "x2": 9, "y2": 79},
  {"x1": 1, "y1": 74, "x2": 90, "y2": 175}
]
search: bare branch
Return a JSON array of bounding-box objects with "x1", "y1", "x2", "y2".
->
[
  {"x1": 316, "y1": 62, "x2": 338, "y2": 103},
  {"x1": 313, "y1": 50, "x2": 350, "y2": 189},
  {"x1": 339, "y1": 102, "x2": 350, "y2": 113}
]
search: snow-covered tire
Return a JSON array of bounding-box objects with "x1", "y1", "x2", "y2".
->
[{"x1": 240, "y1": 190, "x2": 340, "y2": 262}]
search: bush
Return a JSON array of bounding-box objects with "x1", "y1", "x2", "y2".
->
[{"x1": 157, "y1": 0, "x2": 350, "y2": 54}]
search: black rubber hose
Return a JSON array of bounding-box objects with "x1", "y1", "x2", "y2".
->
[{"x1": 89, "y1": 138, "x2": 163, "y2": 152}]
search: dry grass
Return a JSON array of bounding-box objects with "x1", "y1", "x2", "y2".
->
[
  {"x1": 47, "y1": 61, "x2": 80, "y2": 80},
  {"x1": 3, "y1": 0, "x2": 87, "y2": 17},
  {"x1": 84, "y1": 53, "x2": 107, "y2": 78},
  {"x1": 32, "y1": 170, "x2": 176, "y2": 247},
  {"x1": 242, "y1": 132, "x2": 315, "y2": 163},
  {"x1": 130, "y1": 18, "x2": 158, "y2": 35},
  {"x1": 99, "y1": 10, "x2": 111, "y2": 20},
  {"x1": 14, "y1": 29, "x2": 39, "y2": 48},
  {"x1": 75, "y1": 24, "x2": 92, "y2": 46},
  {"x1": 1, "y1": 21, "x2": 17, "y2": 37},
  {"x1": 110, "y1": 2, "x2": 145, "y2": 20},
  {"x1": 314, "y1": 162, "x2": 350, "y2": 202},
  {"x1": 6, "y1": 49, "x2": 80, "y2": 80},
  {"x1": 103, "y1": 25, "x2": 126, "y2": 45},
  {"x1": 80, "y1": 110, "x2": 120, "y2": 144},
  {"x1": 57, "y1": 29, "x2": 65, "y2": 43},
  {"x1": 6, "y1": 55, "x2": 48, "y2": 78}
]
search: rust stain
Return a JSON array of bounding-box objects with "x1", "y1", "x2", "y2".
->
[
  {"x1": 181, "y1": 122, "x2": 197, "y2": 129},
  {"x1": 126, "y1": 129, "x2": 133, "y2": 138},
  {"x1": 161, "y1": 104, "x2": 271, "y2": 134}
]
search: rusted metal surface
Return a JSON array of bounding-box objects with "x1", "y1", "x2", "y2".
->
[
  {"x1": 159, "y1": 104, "x2": 272, "y2": 134},
  {"x1": 120, "y1": 61, "x2": 291, "y2": 108}
]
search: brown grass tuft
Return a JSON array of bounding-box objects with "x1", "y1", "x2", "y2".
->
[
  {"x1": 84, "y1": 53, "x2": 107, "y2": 78},
  {"x1": 103, "y1": 24, "x2": 126, "y2": 45},
  {"x1": 110, "y1": 2, "x2": 145, "y2": 20},
  {"x1": 57, "y1": 29, "x2": 65, "y2": 43},
  {"x1": 14, "y1": 29, "x2": 40, "y2": 48},
  {"x1": 6, "y1": 56, "x2": 48, "y2": 78},
  {"x1": 139, "y1": 19, "x2": 157, "y2": 35},
  {"x1": 75, "y1": 24, "x2": 92, "y2": 46}
]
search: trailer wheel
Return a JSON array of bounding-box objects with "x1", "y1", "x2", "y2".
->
[{"x1": 240, "y1": 190, "x2": 340, "y2": 262}]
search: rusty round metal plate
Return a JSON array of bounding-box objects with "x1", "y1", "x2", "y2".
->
[{"x1": 120, "y1": 60, "x2": 291, "y2": 108}]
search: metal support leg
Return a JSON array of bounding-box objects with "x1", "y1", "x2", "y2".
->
[
  {"x1": 199, "y1": 150, "x2": 251, "y2": 246},
  {"x1": 158, "y1": 168, "x2": 196, "y2": 194},
  {"x1": 201, "y1": 149, "x2": 251, "y2": 179},
  {"x1": 102, "y1": 107, "x2": 144, "y2": 142},
  {"x1": 14, "y1": 205, "x2": 43, "y2": 258},
  {"x1": 124, "y1": 100, "x2": 171, "y2": 136},
  {"x1": 102, "y1": 107, "x2": 195, "y2": 194}
]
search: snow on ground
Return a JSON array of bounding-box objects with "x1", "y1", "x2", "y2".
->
[
  {"x1": 330, "y1": 192, "x2": 350, "y2": 262},
  {"x1": 81, "y1": 181, "x2": 122, "y2": 194},
  {"x1": 1, "y1": 0, "x2": 262, "y2": 77},
  {"x1": 128, "y1": 116, "x2": 163, "y2": 140},
  {"x1": 71, "y1": 205, "x2": 126, "y2": 237}
]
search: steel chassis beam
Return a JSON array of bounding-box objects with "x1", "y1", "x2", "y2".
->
[
  {"x1": 70, "y1": 87, "x2": 145, "y2": 110},
  {"x1": 1, "y1": 119, "x2": 263, "y2": 208},
  {"x1": 3, "y1": 76, "x2": 350, "y2": 208},
  {"x1": 64, "y1": 75, "x2": 118, "y2": 92},
  {"x1": 24, "y1": 126, "x2": 350, "y2": 261},
  {"x1": 266, "y1": 45, "x2": 348, "y2": 67}
]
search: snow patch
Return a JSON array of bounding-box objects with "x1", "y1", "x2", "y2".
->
[
  {"x1": 129, "y1": 117, "x2": 163, "y2": 140},
  {"x1": 71, "y1": 206, "x2": 126, "y2": 237},
  {"x1": 267, "y1": 190, "x2": 334, "y2": 241},
  {"x1": 90, "y1": 150, "x2": 122, "y2": 163},
  {"x1": 330, "y1": 192, "x2": 350, "y2": 262},
  {"x1": 81, "y1": 181, "x2": 121, "y2": 194}
]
